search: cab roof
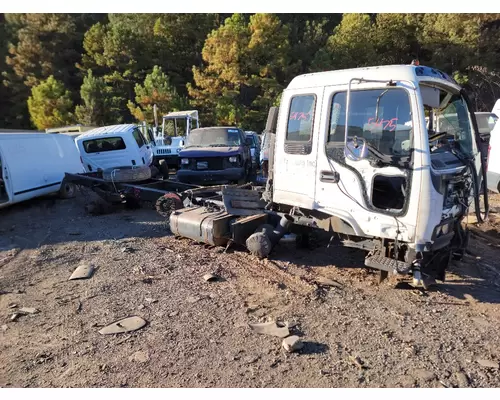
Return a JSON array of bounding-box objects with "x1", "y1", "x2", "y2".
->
[
  {"x1": 162, "y1": 110, "x2": 199, "y2": 119},
  {"x1": 287, "y1": 65, "x2": 461, "y2": 92},
  {"x1": 76, "y1": 124, "x2": 138, "y2": 140}
]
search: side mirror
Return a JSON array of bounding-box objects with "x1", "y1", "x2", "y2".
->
[
  {"x1": 344, "y1": 136, "x2": 368, "y2": 161},
  {"x1": 266, "y1": 106, "x2": 279, "y2": 134}
]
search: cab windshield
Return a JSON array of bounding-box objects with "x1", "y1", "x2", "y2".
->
[
  {"x1": 422, "y1": 85, "x2": 475, "y2": 158},
  {"x1": 328, "y1": 88, "x2": 412, "y2": 158}
]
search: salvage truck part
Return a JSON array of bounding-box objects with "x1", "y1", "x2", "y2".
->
[
  {"x1": 65, "y1": 171, "x2": 239, "y2": 217},
  {"x1": 64, "y1": 171, "x2": 199, "y2": 212},
  {"x1": 166, "y1": 64, "x2": 489, "y2": 289}
]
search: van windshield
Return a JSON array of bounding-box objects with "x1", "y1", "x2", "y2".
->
[
  {"x1": 328, "y1": 88, "x2": 412, "y2": 157},
  {"x1": 83, "y1": 137, "x2": 126, "y2": 153},
  {"x1": 185, "y1": 128, "x2": 242, "y2": 148}
]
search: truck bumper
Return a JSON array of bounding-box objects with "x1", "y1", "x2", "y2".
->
[{"x1": 177, "y1": 168, "x2": 245, "y2": 185}]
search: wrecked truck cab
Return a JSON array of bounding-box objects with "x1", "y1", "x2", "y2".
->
[
  {"x1": 169, "y1": 64, "x2": 488, "y2": 289},
  {"x1": 268, "y1": 64, "x2": 487, "y2": 285}
]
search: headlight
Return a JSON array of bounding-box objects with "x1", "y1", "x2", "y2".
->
[
  {"x1": 441, "y1": 223, "x2": 449, "y2": 235},
  {"x1": 181, "y1": 158, "x2": 189, "y2": 165},
  {"x1": 229, "y1": 156, "x2": 238, "y2": 163}
]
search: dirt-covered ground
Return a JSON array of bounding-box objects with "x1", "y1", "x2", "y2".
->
[{"x1": 1, "y1": 189, "x2": 500, "y2": 388}]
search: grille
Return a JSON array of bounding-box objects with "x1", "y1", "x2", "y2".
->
[
  {"x1": 285, "y1": 142, "x2": 312, "y2": 155},
  {"x1": 192, "y1": 157, "x2": 224, "y2": 171},
  {"x1": 155, "y1": 148, "x2": 176, "y2": 155}
]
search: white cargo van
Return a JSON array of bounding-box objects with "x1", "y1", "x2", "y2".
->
[{"x1": 0, "y1": 133, "x2": 84, "y2": 209}]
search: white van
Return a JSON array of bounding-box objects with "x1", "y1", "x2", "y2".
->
[
  {"x1": 0, "y1": 133, "x2": 84, "y2": 209},
  {"x1": 76, "y1": 124, "x2": 153, "y2": 173}
]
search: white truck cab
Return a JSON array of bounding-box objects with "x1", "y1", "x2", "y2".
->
[
  {"x1": 153, "y1": 110, "x2": 200, "y2": 172},
  {"x1": 265, "y1": 64, "x2": 487, "y2": 286},
  {"x1": 76, "y1": 124, "x2": 153, "y2": 173}
]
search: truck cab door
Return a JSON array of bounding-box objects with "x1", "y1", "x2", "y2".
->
[
  {"x1": 314, "y1": 83, "x2": 418, "y2": 237},
  {"x1": 272, "y1": 87, "x2": 323, "y2": 209}
]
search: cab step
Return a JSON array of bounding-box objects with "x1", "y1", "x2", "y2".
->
[{"x1": 365, "y1": 254, "x2": 411, "y2": 274}]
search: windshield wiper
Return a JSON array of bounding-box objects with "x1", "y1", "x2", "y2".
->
[
  {"x1": 364, "y1": 142, "x2": 412, "y2": 168},
  {"x1": 208, "y1": 143, "x2": 235, "y2": 147},
  {"x1": 365, "y1": 143, "x2": 386, "y2": 160},
  {"x1": 428, "y1": 130, "x2": 451, "y2": 142}
]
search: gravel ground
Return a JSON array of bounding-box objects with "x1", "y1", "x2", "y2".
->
[{"x1": 1, "y1": 189, "x2": 500, "y2": 388}]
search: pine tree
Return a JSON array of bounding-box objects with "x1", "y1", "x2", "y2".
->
[
  {"x1": 127, "y1": 65, "x2": 187, "y2": 124},
  {"x1": 75, "y1": 70, "x2": 121, "y2": 126},
  {"x1": 27, "y1": 76, "x2": 74, "y2": 130}
]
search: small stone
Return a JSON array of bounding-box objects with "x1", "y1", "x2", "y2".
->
[
  {"x1": 314, "y1": 276, "x2": 343, "y2": 288},
  {"x1": 8, "y1": 303, "x2": 18, "y2": 309},
  {"x1": 145, "y1": 298, "x2": 158, "y2": 304},
  {"x1": 282, "y1": 335, "x2": 303, "y2": 352},
  {"x1": 455, "y1": 371, "x2": 469, "y2": 387},
  {"x1": 10, "y1": 313, "x2": 20, "y2": 322},
  {"x1": 1, "y1": 324, "x2": 8, "y2": 331},
  {"x1": 249, "y1": 321, "x2": 290, "y2": 338},
  {"x1": 203, "y1": 273, "x2": 218, "y2": 282},
  {"x1": 128, "y1": 351, "x2": 149, "y2": 363},
  {"x1": 137, "y1": 304, "x2": 145, "y2": 310},
  {"x1": 476, "y1": 358, "x2": 499, "y2": 369},
  {"x1": 349, "y1": 355, "x2": 366, "y2": 369},
  {"x1": 414, "y1": 369, "x2": 436, "y2": 382},
  {"x1": 19, "y1": 307, "x2": 39, "y2": 314},
  {"x1": 186, "y1": 296, "x2": 201, "y2": 303},
  {"x1": 169, "y1": 311, "x2": 179, "y2": 317}
]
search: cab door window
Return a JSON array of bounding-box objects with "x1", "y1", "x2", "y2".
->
[{"x1": 285, "y1": 94, "x2": 316, "y2": 155}]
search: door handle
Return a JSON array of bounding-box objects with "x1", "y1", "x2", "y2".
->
[{"x1": 320, "y1": 170, "x2": 339, "y2": 183}]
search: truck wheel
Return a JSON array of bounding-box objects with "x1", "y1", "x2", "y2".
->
[
  {"x1": 155, "y1": 193, "x2": 183, "y2": 219},
  {"x1": 59, "y1": 180, "x2": 76, "y2": 199},
  {"x1": 158, "y1": 160, "x2": 169, "y2": 178},
  {"x1": 238, "y1": 163, "x2": 250, "y2": 185}
]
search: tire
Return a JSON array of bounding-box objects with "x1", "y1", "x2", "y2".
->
[
  {"x1": 237, "y1": 163, "x2": 250, "y2": 185},
  {"x1": 158, "y1": 160, "x2": 169, "y2": 178},
  {"x1": 102, "y1": 165, "x2": 151, "y2": 183},
  {"x1": 155, "y1": 193, "x2": 183, "y2": 219},
  {"x1": 59, "y1": 180, "x2": 76, "y2": 199}
]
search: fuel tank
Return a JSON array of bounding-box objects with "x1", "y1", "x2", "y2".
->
[{"x1": 169, "y1": 206, "x2": 234, "y2": 246}]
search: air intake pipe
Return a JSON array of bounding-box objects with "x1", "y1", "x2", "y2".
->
[{"x1": 246, "y1": 214, "x2": 294, "y2": 258}]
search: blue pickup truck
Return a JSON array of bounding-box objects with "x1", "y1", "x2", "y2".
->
[{"x1": 177, "y1": 127, "x2": 252, "y2": 185}]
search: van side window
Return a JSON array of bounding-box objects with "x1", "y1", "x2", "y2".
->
[
  {"x1": 83, "y1": 137, "x2": 126, "y2": 153},
  {"x1": 285, "y1": 94, "x2": 316, "y2": 155},
  {"x1": 132, "y1": 129, "x2": 146, "y2": 148}
]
